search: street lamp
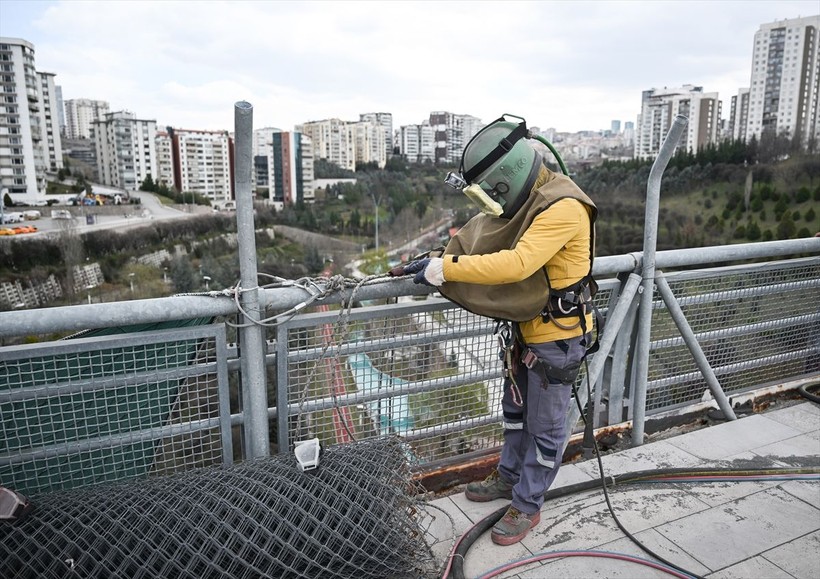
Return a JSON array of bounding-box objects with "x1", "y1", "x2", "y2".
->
[
  {"x1": 128, "y1": 272, "x2": 135, "y2": 294},
  {"x1": 203, "y1": 275, "x2": 211, "y2": 291},
  {"x1": 371, "y1": 193, "x2": 381, "y2": 252},
  {"x1": 85, "y1": 284, "x2": 94, "y2": 304},
  {"x1": 163, "y1": 267, "x2": 168, "y2": 283}
]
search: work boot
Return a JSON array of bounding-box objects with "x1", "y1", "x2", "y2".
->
[
  {"x1": 491, "y1": 506, "x2": 541, "y2": 546},
  {"x1": 464, "y1": 469, "x2": 514, "y2": 502}
]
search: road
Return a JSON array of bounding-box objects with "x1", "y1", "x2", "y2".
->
[{"x1": 5, "y1": 191, "x2": 193, "y2": 240}]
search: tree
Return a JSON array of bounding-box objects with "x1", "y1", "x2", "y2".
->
[
  {"x1": 140, "y1": 175, "x2": 156, "y2": 192},
  {"x1": 3, "y1": 192, "x2": 12, "y2": 207},
  {"x1": 776, "y1": 213, "x2": 796, "y2": 239},
  {"x1": 170, "y1": 257, "x2": 198, "y2": 293}
]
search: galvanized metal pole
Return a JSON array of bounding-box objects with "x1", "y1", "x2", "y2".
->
[
  {"x1": 655, "y1": 272, "x2": 737, "y2": 420},
  {"x1": 234, "y1": 101, "x2": 270, "y2": 459},
  {"x1": 631, "y1": 114, "x2": 688, "y2": 446},
  {"x1": 562, "y1": 272, "x2": 642, "y2": 455}
]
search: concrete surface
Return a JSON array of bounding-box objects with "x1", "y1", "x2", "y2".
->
[{"x1": 427, "y1": 400, "x2": 820, "y2": 578}]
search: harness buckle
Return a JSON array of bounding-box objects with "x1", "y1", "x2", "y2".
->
[{"x1": 521, "y1": 349, "x2": 538, "y2": 370}]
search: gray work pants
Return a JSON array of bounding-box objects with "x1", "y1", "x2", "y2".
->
[{"x1": 497, "y1": 335, "x2": 586, "y2": 515}]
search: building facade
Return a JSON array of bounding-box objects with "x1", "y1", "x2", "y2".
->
[
  {"x1": 728, "y1": 88, "x2": 751, "y2": 142},
  {"x1": 269, "y1": 131, "x2": 314, "y2": 209},
  {"x1": 167, "y1": 128, "x2": 233, "y2": 206},
  {"x1": 154, "y1": 130, "x2": 174, "y2": 188},
  {"x1": 745, "y1": 15, "x2": 820, "y2": 149},
  {"x1": 297, "y1": 118, "x2": 356, "y2": 172},
  {"x1": 93, "y1": 111, "x2": 157, "y2": 190},
  {"x1": 399, "y1": 122, "x2": 435, "y2": 163},
  {"x1": 359, "y1": 112, "x2": 393, "y2": 159},
  {"x1": 0, "y1": 37, "x2": 63, "y2": 197},
  {"x1": 64, "y1": 98, "x2": 110, "y2": 140},
  {"x1": 634, "y1": 85, "x2": 721, "y2": 160},
  {"x1": 353, "y1": 119, "x2": 387, "y2": 168},
  {"x1": 429, "y1": 111, "x2": 483, "y2": 165},
  {"x1": 36, "y1": 72, "x2": 63, "y2": 173}
]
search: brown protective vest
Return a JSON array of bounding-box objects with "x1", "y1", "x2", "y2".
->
[{"x1": 438, "y1": 170, "x2": 597, "y2": 322}]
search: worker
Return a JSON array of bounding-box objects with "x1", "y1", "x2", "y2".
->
[{"x1": 403, "y1": 115, "x2": 598, "y2": 546}]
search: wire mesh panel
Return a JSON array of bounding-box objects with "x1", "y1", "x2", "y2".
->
[
  {"x1": 646, "y1": 258, "x2": 820, "y2": 411},
  {"x1": 1, "y1": 437, "x2": 437, "y2": 579},
  {"x1": 279, "y1": 297, "x2": 506, "y2": 465},
  {"x1": 0, "y1": 325, "x2": 231, "y2": 496}
]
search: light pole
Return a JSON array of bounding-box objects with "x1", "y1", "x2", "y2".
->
[
  {"x1": 85, "y1": 284, "x2": 94, "y2": 304},
  {"x1": 371, "y1": 193, "x2": 381, "y2": 252},
  {"x1": 163, "y1": 267, "x2": 168, "y2": 283},
  {"x1": 203, "y1": 275, "x2": 211, "y2": 291},
  {"x1": 128, "y1": 272, "x2": 135, "y2": 295}
]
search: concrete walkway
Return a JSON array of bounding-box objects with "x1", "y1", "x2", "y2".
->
[{"x1": 427, "y1": 400, "x2": 820, "y2": 578}]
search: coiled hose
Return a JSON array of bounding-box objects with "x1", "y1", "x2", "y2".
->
[{"x1": 446, "y1": 465, "x2": 820, "y2": 579}]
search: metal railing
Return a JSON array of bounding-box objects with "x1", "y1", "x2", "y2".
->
[{"x1": 1, "y1": 104, "x2": 819, "y2": 498}]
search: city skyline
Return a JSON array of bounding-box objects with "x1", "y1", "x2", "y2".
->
[{"x1": 1, "y1": 0, "x2": 817, "y2": 134}]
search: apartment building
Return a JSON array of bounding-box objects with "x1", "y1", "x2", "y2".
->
[
  {"x1": 399, "y1": 122, "x2": 435, "y2": 163},
  {"x1": 634, "y1": 85, "x2": 721, "y2": 160},
  {"x1": 353, "y1": 119, "x2": 387, "y2": 168},
  {"x1": 428, "y1": 112, "x2": 483, "y2": 165},
  {"x1": 0, "y1": 37, "x2": 63, "y2": 197},
  {"x1": 297, "y1": 118, "x2": 356, "y2": 171},
  {"x1": 359, "y1": 112, "x2": 393, "y2": 158},
  {"x1": 745, "y1": 15, "x2": 820, "y2": 148},
  {"x1": 93, "y1": 110, "x2": 157, "y2": 190},
  {"x1": 154, "y1": 130, "x2": 174, "y2": 188},
  {"x1": 728, "y1": 88, "x2": 751, "y2": 142},
  {"x1": 167, "y1": 128, "x2": 233, "y2": 206},
  {"x1": 64, "y1": 98, "x2": 110, "y2": 139},
  {"x1": 252, "y1": 127, "x2": 314, "y2": 208},
  {"x1": 36, "y1": 72, "x2": 63, "y2": 173}
]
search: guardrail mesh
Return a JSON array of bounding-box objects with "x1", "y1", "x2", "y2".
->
[
  {"x1": 1, "y1": 326, "x2": 229, "y2": 496},
  {"x1": 646, "y1": 259, "x2": 820, "y2": 411}
]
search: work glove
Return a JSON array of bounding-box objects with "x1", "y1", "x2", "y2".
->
[{"x1": 402, "y1": 257, "x2": 445, "y2": 286}]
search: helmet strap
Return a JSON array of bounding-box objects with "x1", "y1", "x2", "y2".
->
[{"x1": 461, "y1": 118, "x2": 529, "y2": 184}]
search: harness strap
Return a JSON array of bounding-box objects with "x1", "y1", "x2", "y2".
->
[{"x1": 521, "y1": 348, "x2": 580, "y2": 386}]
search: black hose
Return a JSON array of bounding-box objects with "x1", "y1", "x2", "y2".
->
[
  {"x1": 798, "y1": 381, "x2": 820, "y2": 404},
  {"x1": 447, "y1": 465, "x2": 819, "y2": 579}
]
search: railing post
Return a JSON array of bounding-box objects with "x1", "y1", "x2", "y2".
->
[
  {"x1": 234, "y1": 101, "x2": 270, "y2": 458},
  {"x1": 631, "y1": 115, "x2": 688, "y2": 446}
]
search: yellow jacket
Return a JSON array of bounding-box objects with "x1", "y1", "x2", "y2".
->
[{"x1": 441, "y1": 174, "x2": 594, "y2": 344}]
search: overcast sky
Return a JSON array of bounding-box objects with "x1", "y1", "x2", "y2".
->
[{"x1": 1, "y1": 0, "x2": 817, "y2": 134}]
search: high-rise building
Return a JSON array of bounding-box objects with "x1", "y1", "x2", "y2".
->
[
  {"x1": 359, "y1": 112, "x2": 393, "y2": 160},
  {"x1": 353, "y1": 119, "x2": 387, "y2": 168},
  {"x1": 64, "y1": 98, "x2": 110, "y2": 139},
  {"x1": 728, "y1": 88, "x2": 751, "y2": 142},
  {"x1": 611, "y1": 120, "x2": 622, "y2": 134},
  {"x1": 0, "y1": 37, "x2": 63, "y2": 198},
  {"x1": 634, "y1": 85, "x2": 721, "y2": 160},
  {"x1": 55, "y1": 85, "x2": 65, "y2": 136},
  {"x1": 399, "y1": 122, "x2": 434, "y2": 163},
  {"x1": 297, "y1": 118, "x2": 356, "y2": 171},
  {"x1": 745, "y1": 15, "x2": 819, "y2": 149},
  {"x1": 271, "y1": 131, "x2": 314, "y2": 208},
  {"x1": 36, "y1": 72, "x2": 63, "y2": 173},
  {"x1": 167, "y1": 128, "x2": 233, "y2": 206},
  {"x1": 429, "y1": 112, "x2": 483, "y2": 165},
  {"x1": 93, "y1": 111, "x2": 157, "y2": 190},
  {"x1": 252, "y1": 128, "x2": 314, "y2": 208},
  {"x1": 154, "y1": 130, "x2": 174, "y2": 188}
]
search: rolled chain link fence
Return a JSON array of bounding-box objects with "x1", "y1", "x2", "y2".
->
[{"x1": 1, "y1": 437, "x2": 439, "y2": 579}]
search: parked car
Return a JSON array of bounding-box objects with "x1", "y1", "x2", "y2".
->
[{"x1": 0, "y1": 227, "x2": 16, "y2": 236}]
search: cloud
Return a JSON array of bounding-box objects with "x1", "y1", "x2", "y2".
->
[{"x1": 3, "y1": 0, "x2": 817, "y2": 133}]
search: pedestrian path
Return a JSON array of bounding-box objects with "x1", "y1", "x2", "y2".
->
[{"x1": 427, "y1": 400, "x2": 820, "y2": 578}]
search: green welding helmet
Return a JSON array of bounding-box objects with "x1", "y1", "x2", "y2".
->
[{"x1": 452, "y1": 114, "x2": 541, "y2": 218}]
